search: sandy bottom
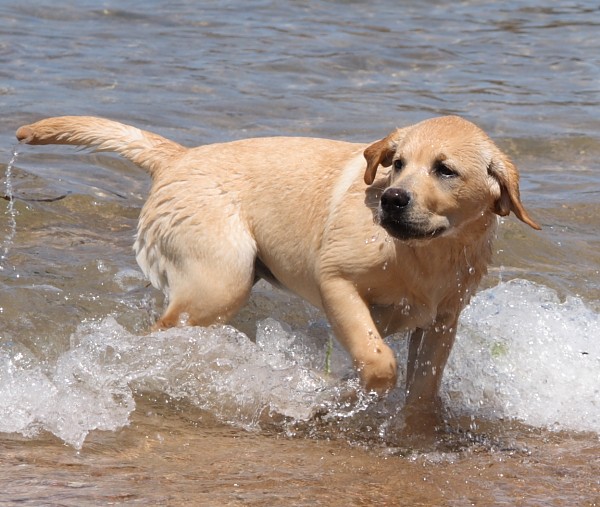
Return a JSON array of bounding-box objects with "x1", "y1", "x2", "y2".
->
[{"x1": 1, "y1": 397, "x2": 599, "y2": 507}]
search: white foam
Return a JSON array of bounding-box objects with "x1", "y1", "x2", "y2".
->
[
  {"x1": 0, "y1": 279, "x2": 598, "y2": 448},
  {"x1": 0, "y1": 336, "x2": 134, "y2": 448},
  {"x1": 445, "y1": 279, "x2": 600, "y2": 433},
  {"x1": 0, "y1": 317, "x2": 342, "y2": 448}
]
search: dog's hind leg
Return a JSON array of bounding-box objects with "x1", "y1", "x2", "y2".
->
[
  {"x1": 153, "y1": 263, "x2": 254, "y2": 330},
  {"x1": 137, "y1": 217, "x2": 258, "y2": 331}
]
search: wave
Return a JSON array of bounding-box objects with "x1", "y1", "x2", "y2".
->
[{"x1": 0, "y1": 279, "x2": 597, "y2": 448}]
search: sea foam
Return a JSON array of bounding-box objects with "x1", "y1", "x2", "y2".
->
[{"x1": 0, "y1": 279, "x2": 597, "y2": 448}]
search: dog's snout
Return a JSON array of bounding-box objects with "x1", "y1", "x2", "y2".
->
[{"x1": 381, "y1": 188, "x2": 411, "y2": 212}]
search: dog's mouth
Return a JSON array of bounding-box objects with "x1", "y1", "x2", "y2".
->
[
  {"x1": 376, "y1": 187, "x2": 450, "y2": 241},
  {"x1": 378, "y1": 214, "x2": 448, "y2": 241}
]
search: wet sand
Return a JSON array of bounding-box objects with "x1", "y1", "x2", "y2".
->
[{"x1": 2, "y1": 397, "x2": 599, "y2": 506}]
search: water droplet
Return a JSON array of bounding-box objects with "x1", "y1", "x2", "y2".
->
[
  {"x1": 178, "y1": 312, "x2": 190, "y2": 326},
  {"x1": 96, "y1": 260, "x2": 109, "y2": 273},
  {"x1": 1, "y1": 146, "x2": 19, "y2": 270}
]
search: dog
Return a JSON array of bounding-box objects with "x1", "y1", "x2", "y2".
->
[{"x1": 16, "y1": 115, "x2": 540, "y2": 426}]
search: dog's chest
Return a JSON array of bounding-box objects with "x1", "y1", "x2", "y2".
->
[{"x1": 364, "y1": 246, "x2": 486, "y2": 332}]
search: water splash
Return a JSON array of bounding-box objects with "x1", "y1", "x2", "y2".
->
[
  {"x1": 445, "y1": 279, "x2": 600, "y2": 433},
  {"x1": 0, "y1": 146, "x2": 19, "y2": 271},
  {"x1": 0, "y1": 317, "x2": 346, "y2": 448},
  {"x1": 0, "y1": 279, "x2": 598, "y2": 448}
]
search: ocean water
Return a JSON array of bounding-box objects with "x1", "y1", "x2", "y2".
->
[
  {"x1": 1, "y1": 278, "x2": 597, "y2": 450},
  {"x1": 1, "y1": 1, "x2": 599, "y2": 505}
]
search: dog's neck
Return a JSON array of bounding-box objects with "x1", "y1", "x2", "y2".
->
[{"x1": 390, "y1": 211, "x2": 497, "y2": 314}]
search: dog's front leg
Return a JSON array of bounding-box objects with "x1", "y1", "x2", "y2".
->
[
  {"x1": 319, "y1": 278, "x2": 398, "y2": 394},
  {"x1": 404, "y1": 316, "x2": 457, "y2": 430}
]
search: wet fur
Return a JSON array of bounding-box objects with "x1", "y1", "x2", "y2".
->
[{"x1": 16, "y1": 115, "x2": 539, "y2": 428}]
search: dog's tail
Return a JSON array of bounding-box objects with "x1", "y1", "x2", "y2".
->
[{"x1": 16, "y1": 116, "x2": 185, "y2": 177}]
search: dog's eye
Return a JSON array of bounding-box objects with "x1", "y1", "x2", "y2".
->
[
  {"x1": 393, "y1": 159, "x2": 404, "y2": 171},
  {"x1": 434, "y1": 161, "x2": 458, "y2": 178}
]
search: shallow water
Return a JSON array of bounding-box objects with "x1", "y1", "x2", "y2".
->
[{"x1": 1, "y1": 1, "x2": 600, "y2": 505}]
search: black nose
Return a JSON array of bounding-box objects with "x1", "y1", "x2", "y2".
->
[{"x1": 381, "y1": 188, "x2": 411, "y2": 212}]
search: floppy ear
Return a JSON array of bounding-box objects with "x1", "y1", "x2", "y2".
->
[
  {"x1": 363, "y1": 129, "x2": 402, "y2": 185},
  {"x1": 488, "y1": 152, "x2": 541, "y2": 230}
]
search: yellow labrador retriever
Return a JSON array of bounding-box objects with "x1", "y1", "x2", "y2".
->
[{"x1": 16, "y1": 115, "x2": 540, "y2": 423}]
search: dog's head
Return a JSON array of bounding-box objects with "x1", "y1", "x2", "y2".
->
[{"x1": 363, "y1": 116, "x2": 540, "y2": 241}]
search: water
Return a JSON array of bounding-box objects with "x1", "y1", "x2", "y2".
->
[
  {"x1": 2, "y1": 280, "x2": 597, "y2": 449},
  {"x1": 0, "y1": 147, "x2": 18, "y2": 269},
  {"x1": 1, "y1": 1, "x2": 600, "y2": 505}
]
